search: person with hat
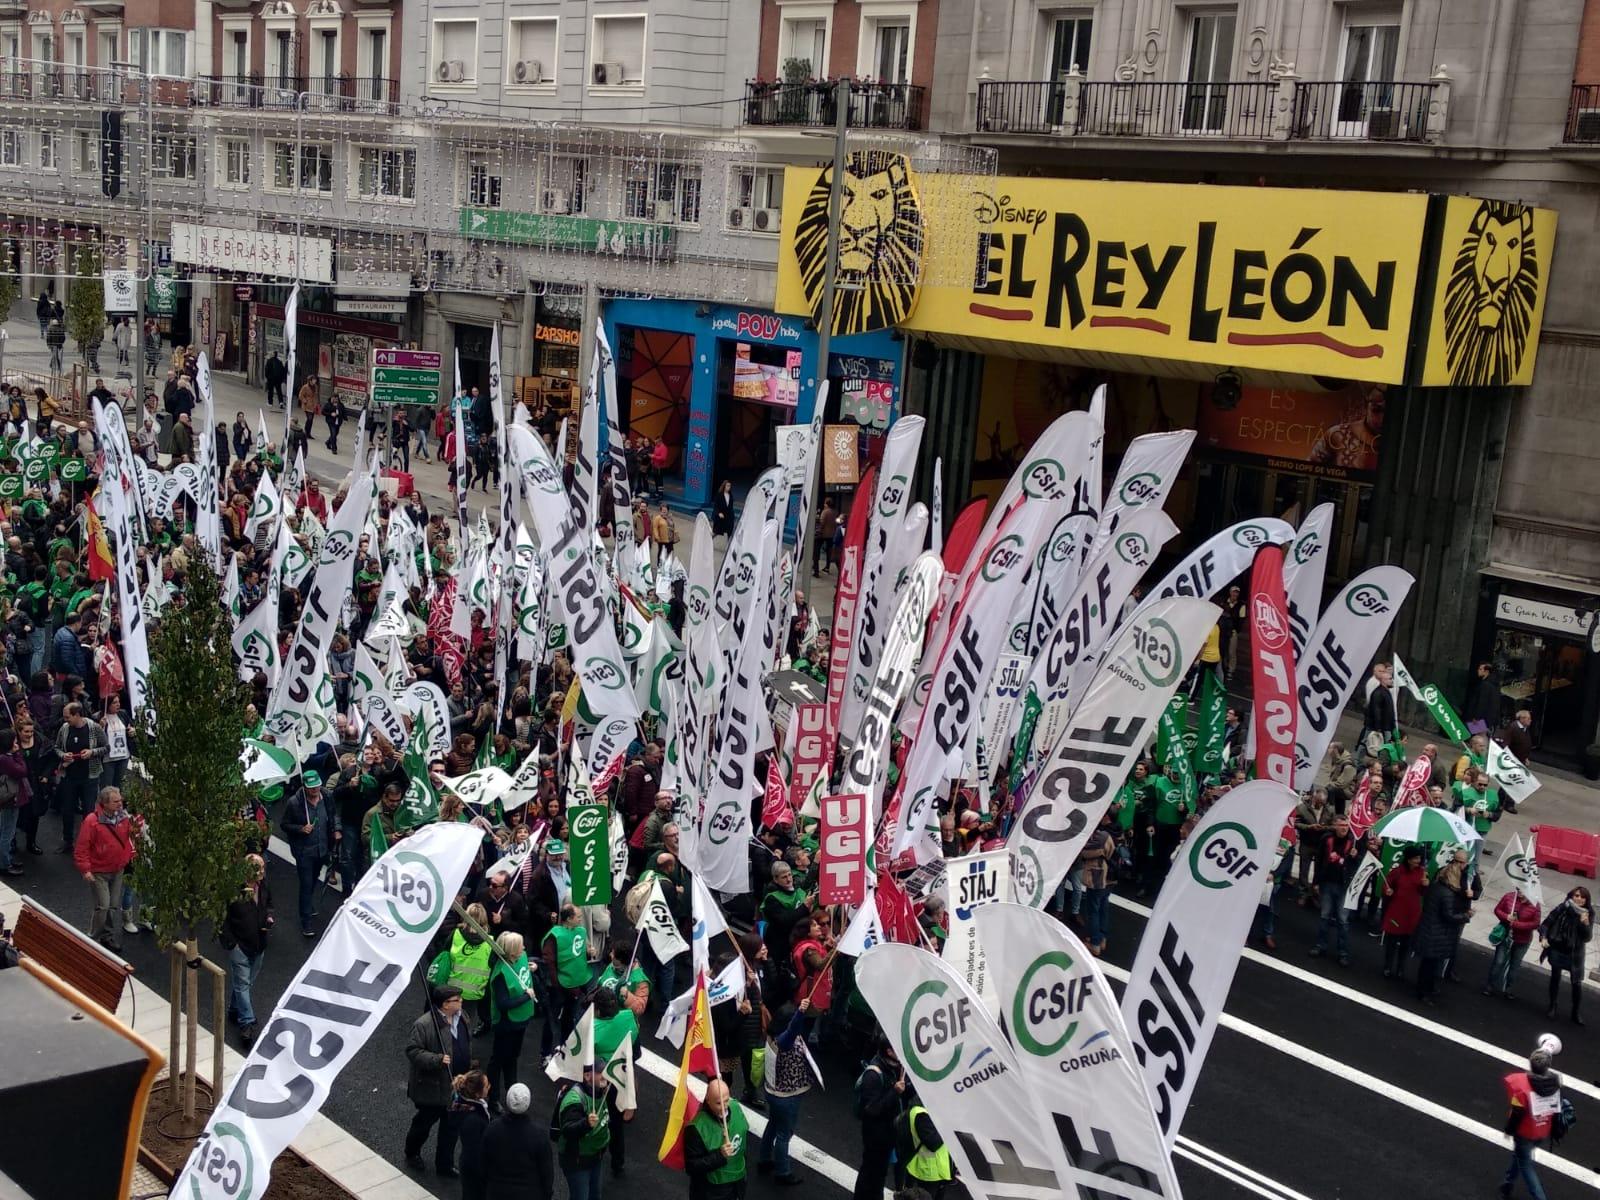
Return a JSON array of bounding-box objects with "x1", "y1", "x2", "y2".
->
[
  {"x1": 555, "y1": 1058, "x2": 611, "y2": 1200},
  {"x1": 1499, "y1": 1041, "x2": 1563, "y2": 1199},
  {"x1": 685, "y1": 1078, "x2": 750, "y2": 1200},
  {"x1": 482, "y1": 1083, "x2": 554, "y2": 1198},
  {"x1": 520, "y1": 837, "x2": 570, "y2": 948},
  {"x1": 280, "y1": 769, "x2": 340, "y2": 938},
  {"x1": 405, "y1": 985, "x2": 472, "y2": 1176}
]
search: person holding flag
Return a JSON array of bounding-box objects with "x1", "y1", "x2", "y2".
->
[
  {"x1": 591, "y1": 985, "x2": 639, "y2": 1179},
  {"x1": 555, "y1": 1060, "x2": 612, "y2": 1200},
  {"x1": 756, "y1": 997, "x2": 814, "y2": 1187},
  {"x1": 487, "y1": 930, "x2": 537, "y2": 1112},
  {"x1": 1484, "y1": 885, "x2": 1543, "y2": 1000},
  {"x1": 684, "y1": 1079, "x2": 751, "y2": 1200},
  {"x1": 542, "y1": 901, "x2": 592, "y2": 1045}
]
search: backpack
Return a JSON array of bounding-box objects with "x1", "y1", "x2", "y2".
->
[
  {"x1": 1552, "y1": 1096, "x2": 1577, "y2": 1146},
  {"x1": 623, "y1": 876, "x2": 654, "y2": 925},
  {"x1": 1545, "y1": 904, "x2": 1580, "y2": 953},
  {"x1": 853, "y1": 1063, "x2": 882, "y2": 1119},
  {"x1": 548, "y1": 1081, "x2": 576, "y2": 1142}
]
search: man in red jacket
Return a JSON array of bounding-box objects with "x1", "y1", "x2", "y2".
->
[
  {"x1": 73, "y1": 786, "x2": 139, "y2": 952},
  {"x1": 1500, "y1": 1044, "x2": 1561, "y2": 1199},
  {"x1": 1484, "y1": 888, "x2": 1543, "y2": 1000}
]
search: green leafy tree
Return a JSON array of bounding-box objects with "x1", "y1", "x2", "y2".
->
[
  {"x1": 0, "y1": 274, "x2": 19, "y2": 329},
  {"x1": 66, "y1": 246, "x2": 105, "y2": 361},
  {"x1": 127, "y1": 554, "x2": 253, "y2": 952}
]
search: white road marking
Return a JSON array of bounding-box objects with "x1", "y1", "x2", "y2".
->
[
  {"x1": 1109, "y1": 892, "x2": 1600, "y2": 1104},
  {"x1": 1095, "y1": 957, "x2": 1600, "y2": 1192},
  {"x1": 1177, "y1": 1136, "x2": 1315, "y2": 1200}
]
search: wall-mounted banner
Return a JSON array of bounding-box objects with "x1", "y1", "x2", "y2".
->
[
  {"x1": 1198, "y1": 383, "x2": 1385, "y2": 481},
  {"x1": 1419, "y1": 196, "x2": 1556, "y2": 387},
  {"x1": 779, "y1": 175, "x2": 1446, "y2": 383},
  {"x1": 172, "y1": 823, "x2": 483, "y2": 1200},
  {"x1": 817, "y1": 792, "x2": 870, "y2": 906}
]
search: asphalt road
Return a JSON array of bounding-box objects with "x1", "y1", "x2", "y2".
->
[{"x1": 12, "y1": 818, "x2": 1599, "y2": 1200}]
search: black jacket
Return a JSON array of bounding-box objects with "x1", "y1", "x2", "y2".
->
[
  {"x1": 221, "y1": 878, "x2": 274, "y2": 957},
  {"x1": 684, "y1": 1101, "x2": 751, "y2": 1200},
  {"x1": 1364, "y1": 682, "x2": 1396, "y2": 738},
  {"x1": 279, "y1": 790, "x2": 338, "y2": 861},
  {"x1": 482, "y1": 1111, "x2": 554, "y2": 1197},
  {"x1": 405, "y1": 1008, "x2": 471, "y2": 1109},
  {"x1": 856, "y1": 1054, "x2": 905, "y2": 1143},
  {"x1": 264, "y1": 356, "x2": 288, "y2": 386},
  {"x1": 1414, "y1": 878, "x2": 1471, "y2": 958},
  {"x1": 451, "y1": 1098, "x2": 491, "y2": 1177}
]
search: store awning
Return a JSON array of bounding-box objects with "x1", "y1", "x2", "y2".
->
[{"x1": 1481, "y1": 560, "x2": 1600, "y2": 596}]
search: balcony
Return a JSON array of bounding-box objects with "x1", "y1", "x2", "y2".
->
[
  {"x1": 192, "y1": 74, "x2": 402, "y2": 115},
  {"x1": 1564, "y1": 84, "x2": 1600, "y2": 143},
  {"x1": 742, "y1": 80, "x2": 925, "y2": 131},
  {"x1": 976, "y1": 76, "x2": 1447, "y2": 146}
]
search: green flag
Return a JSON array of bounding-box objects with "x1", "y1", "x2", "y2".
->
[
  {"x1": 395, "y1": 707, "x2": 441, "y2": 830},
  {"x1": 1393, "y1": 653, "x2": 1471, "y2": 746},
  {"x1": 1156, "y1": 696, "x2": 1197, "y2": 806},
  {"x1": 568, "y1": 802, "x2": 612, "y2": 906},
  {"x1": 369, "y1": 810, "x2": 389, "y2": 861},
  {"x1": 1191, "y1": 666, "x2": 1226, "y2": 777},
  {"x1": 1010, "y1": 686, "x2": 1044, "y2": 792}
]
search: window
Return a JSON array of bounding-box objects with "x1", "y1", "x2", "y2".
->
[
  {"x1": 0, "y1": 129, "x2": 22, "y2": 168},
  {"x1": 97, "y1": 27, "x2": 117, "y2": 69},
  {"x1": 220, "y1": 137, "x2": 251, "y2": 187},
  {"x1": 129, "y1": 28, "x2": 187, "y2": 76},
  {"x1": 541, "y1": 154, "x2": 590, "y2": 214},
  {"x1": 226, "y1": 29, "x2": 248, "y2": 81},
  {"x1": 269, "y1": 29, "x2": 295, "y2": 87},
  {"x1": 72, "y1": 128, "x2": 96, "y2": 173},
  {"x1": 591, "y1": 15, "x2": 645, "y2": 85},
  {"x1": 1181, "y1": 9, "x2": 1236, "y2": 132},
  {"x1": 1336, "y1": 20, "x2": 1401, "y2": 127},
  {"x1": 431, "y1": 19, "x2": 477, "y2": 85},
  {"x1": 874, "y1": 20, "x2": 910, "y2": 82},
  {"x1": 272, "y1": 140, "x2": 332, "y2": 192},
  {"x1": 1, "y1": 29, "x2": 19, "y2": 71},
  {"x1": 466, "y1": 156, "x2": 502, "y2": 208},
  {"x1": 38, "y1": 130, "x2": 56, "y2": 171},
  {"x1": 624, "y1": 162, "x2": 701, "y2": 225},
  {"x1": 507, "y1": 17, "x2": 556, "y2": 86},
  {"x1": 1046, "y1": 14, "x2": 1092, "y2": 77},
  {"x1": 313, "y1": 28, "x2": 338, "y2": 89},
  {"x1": 355, "y1": 145, "x2": 416, "y2": 201},
  {"x1": 363, "y1": 26, "x2": 386, "y2": 85},
  {"x1": 728, "y1": 166, "x2": 785, "y2": 232},
  {"x1": 152, "y1": 133, "x2": 196, "y2": 180},
  {"x1": 32, "y1": 31, "x2": 52, "y2": 66},
  {"x1": 779, "y1": 14, "x2": 829, "y2": 77}
]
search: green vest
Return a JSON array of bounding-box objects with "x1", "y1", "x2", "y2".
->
[
  {"x1": 490, "y1": 953, "x2": 536, "y2": 1025},
  {"x1": 598, "y1": 963, "x2": 648, "y2": 1003},
  {"x1": 559, "y1": 1084, "x2": 611, "y2": 1157},
  {"x1": 445, "y1": 929, "x2": 492, "y2": 1001},
  {"x1": 690, "y1": 1101, "x2": 749, "y2": 1184},
  {"x1": 545, "y1": 925, "x2": 590, "y2": 989},
  {"x1": 905, "y1": 1106, "x2": 953, "y2": 1182},
  {"x1": 594, "y1": 1009, "x2": 639, "y2": 1064},
  {"x1": 1111, "y1": 781, "x2": 1141, "y2": 830},
  {"x1": 1151, "y1": 776, "x2": 1185, "y2": 826}
]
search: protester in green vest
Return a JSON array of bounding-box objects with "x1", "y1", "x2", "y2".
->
[
  {"x1": 895, "y1": 1102, "x2": 952, "y2": 1195},
  {"x1": 1451, "y1": 764, "x2": 1498, "y2": 879},
  {"x1": 685, "y1": 1078, "x2": 750, "y2": 1200},
  {"x1": 427, "y1": 903, "x2": 493, "y2": 1033},
  {"x1": 542, "y1": 903, "x2": 591, "y2": 1047},
  {"x1": 596, "y1": 939, "x2": 650, "y2": 1018},
  {"x1": 556, "y1": 1061, "x2": 611, "y2": 1200},
  {"x1": 487, "y1": 930, "x2": 536, "y2": 1110},
  {"x1": 1110, "y1": 761, "x2": 1150, "y2": 832},
  {"x1": 591, "y1": 985, "x2": 638, "y2": 1178}
]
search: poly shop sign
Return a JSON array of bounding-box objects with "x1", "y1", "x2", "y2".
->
[{"x1": 777, "y1": 173, "x2": 1429, "y2": 383}]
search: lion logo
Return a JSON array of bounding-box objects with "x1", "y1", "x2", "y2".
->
[
  {"x1": 1442, "y1": 200, "x2": 1539, "y2": 387},
  {"x1": 793, "y1": 150, "x2": 924, "y2": 337}
]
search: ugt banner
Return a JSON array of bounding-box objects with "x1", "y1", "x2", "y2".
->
[
  {"x1": 173, "y1": 823, "x2": 483, "y2": 1200},
  {"x1": 569, "y1": 803, "x2": 612, "y2": 905},
  {"x1": 789, "y1": 703, "x2": 828, "y2": 811},
  {"x1": 817, "y1": 792, "x2": 869, "y2": 906},
  {"x1": 1249, "y1": 544, "x2": 1297, "y2": 786}
]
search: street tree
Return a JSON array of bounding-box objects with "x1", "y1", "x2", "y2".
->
[
  {"x1": 126, "y1": 552, "x2": 253, "y2": 1120},
  {"x1": 66, "y1": 246, "x2": 105, "y2": 364}
]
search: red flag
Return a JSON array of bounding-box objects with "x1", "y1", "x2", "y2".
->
[
  {"x1": 427, "y1": 577, "x2": 465, "y2": 687},
  {"x1": 823, "y1": 465, "x2": 875, "y2": 758},
  {"x1": 1392, "y1": 752, "x2": 1433, "y2": 809},
  {"x1": 938, "y1": 498, "x2": 989, "y2": 583},
  {"x1": 817, "y1": 792, "x2": 869, "y2": 905},
  {"x1": 788, "y1": 703, "x2": 828, "y2": 812},
  {"x1": 96, "y1": 636, "x2": 125, "y2": 700},
  {"x1": 760, "y1": 757, "x2": 793, "y2": 829},
  {"x1": 1348, "y1": 773, "x2": 1377, "y2": 837},
  {"x1": 1249, "y1": 545, "x2": 1297, "y2": 786},
  {"x1": 657, "y1": 971, "x2": 718, "y2": 1169},
  {"x1": 874, "y1": 870, "x2": 921, "y2": 944},
  {"x1": 84, "y1": 496, "x2": 115, "y2": 583}
]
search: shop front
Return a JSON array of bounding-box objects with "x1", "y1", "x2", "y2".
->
[
  {"x1": 253, "y1": 301, "x2": 402, "y2": 410},
  {"x1": 601, "y1": 298, "x2": 905, "y2": 510},
  {"x1": 775, "y1": 160, "x2": 1558, "y2": 725}
]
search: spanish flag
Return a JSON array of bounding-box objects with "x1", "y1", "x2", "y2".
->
[
  {"x1": 85, "y1": 496, "x2": 115, "y2": 583},
  {"x1": 657, "y1": 970, "x2": 718, "y2": 1169}
]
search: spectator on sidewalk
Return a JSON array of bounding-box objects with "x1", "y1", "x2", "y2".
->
[
  {"x1": 221, "y1": 852, "x2": 273, "y2": 1044},
  {"x1": 45, "y1": 320, "x2": 65, "y2": 373},
  {"x1": 1484, "y1": 887, "x2": 1542, "y2": 1000},
  {"x1": 72, "y1": 785, "x2": 138, "y2": 953}
]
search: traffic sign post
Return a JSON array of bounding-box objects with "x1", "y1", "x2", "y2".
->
[{"x1": 370, "y1": 348, "x2": 442, "y2": 406}]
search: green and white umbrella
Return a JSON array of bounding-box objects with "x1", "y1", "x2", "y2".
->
[{"x1": 1372, "y1": 806, "x2": 1481, "y2": 845}]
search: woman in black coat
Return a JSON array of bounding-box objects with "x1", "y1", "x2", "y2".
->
[
  {"x1": 712, "y1": 480, "x2": 735, "y2": 538},
  {"x1": 1539, "y1": 886, "x2": 1593, "y2": 1024},
  {"x1": 449, "y1": 1070, "x2": 493, "y2": 1200},
  {"x1": 1413, "y1": 854, "x2": 1472, "y2": 1004}
]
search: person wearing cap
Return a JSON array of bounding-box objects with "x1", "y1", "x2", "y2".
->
[
  {"x1": 590, "y1": 985, "x2": 638, "y2": 1178},
  {"x1": 555, "y1": 1059, "x2": 612, "y2": 1200},
  {"x1": 686, "y1": 1078, "x2": 750, "y2": 1200},
  {"x1": 542, "y1": 902, "x2": 590, "y2": 1051},
  {"x1": 405, "y1": 985, "x2": 472, "y2": 1176},
  {"x1": 483, "y1": 1082, "x2": 554, "y2": 1198},
  {"x1": 280, "y1": 769, "x2": 340, "y2": 938},
  {"x1": 1499, "y1": 1043, "x2": 1562, "y2": 1199},
  {"x1": 521, "y1": 837, "x2": 570, "y2": 948}
]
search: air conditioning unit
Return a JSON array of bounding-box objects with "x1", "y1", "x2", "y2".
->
[
  {"x1": 753, "y1": 207, "x2": 780, "y2": 232},
  {"x1": 513, "y1": 60, "x2": 543, "y2": 85},
  {"x1": 1574, "y1": 107, "x2": 1600, "y2": 141},
  {"x1": 541, "y1": 188, "x2": 570, "y2": 214},
  {"x1": 593, "y1": 61, "x2": 625, "y2": 86},
  {"x1": 653, "y1": 199, "x2": 677, "y2": 223},
  {"x1": 436, "y1": 59, "x2": 466, "y2": 83},
  {"x1": 1365, "y1": 107, "x2": 1401, "y2": 139},
  {"x1": 727, "y1": 206, "x2": 752, "y2": 229}
]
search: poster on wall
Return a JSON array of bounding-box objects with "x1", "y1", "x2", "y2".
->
[
  {"x1": 831, "y1": 354, "x2": 897, "y2": 429},
  {"x1": 823, "y1": 425, "x2": 860, "y2": 485},
  {"x1": 333, "y1": 332, "x2": 372, "y2": 408},
  {"x1": 1197, "y1": 382, "x2": 1385, "y2": 481},
  {"x1": 730, "y1": 343, "x2": 800, "y2": 407}
]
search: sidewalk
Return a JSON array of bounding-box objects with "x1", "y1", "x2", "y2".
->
[{"x1": 0, "y1": 877, "x2": 432, "y2": 1200}]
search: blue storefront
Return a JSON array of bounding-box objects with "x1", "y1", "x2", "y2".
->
[{"x1": 602, "y1": 298, "x2": 905, "y2": 511}]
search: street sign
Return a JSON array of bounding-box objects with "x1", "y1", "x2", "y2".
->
[{"x1": 370, "y1": 348, "x2": 442, "y2": 406}]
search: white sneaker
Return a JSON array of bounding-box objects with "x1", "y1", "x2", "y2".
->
[{"x1": 122, "y1": 920, "x2": 139, "y2": 934}]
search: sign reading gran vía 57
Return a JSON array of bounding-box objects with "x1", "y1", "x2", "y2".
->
[{"x1": 775, "y1": 168, "x2": 1553, "y2": 386}]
